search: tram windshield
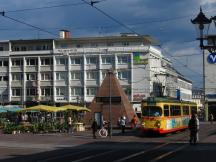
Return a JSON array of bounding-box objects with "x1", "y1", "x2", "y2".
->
[{"x1": 142, "y1": 106, "x2": 162, "y2": 117}]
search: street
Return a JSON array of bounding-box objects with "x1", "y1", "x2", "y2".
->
[{"x1": 0, "y1": 122, "x2": 216, "y2": 162}]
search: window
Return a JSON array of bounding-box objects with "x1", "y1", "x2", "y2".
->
[
  {"x1": 41, "y1": 58, "x2": 53, "y2": 65},
  {"x1": 118, "y1": 71, "x2": 129, "y2": 79},
  {"x1": 56, "y1": 73, "x2": 65, "y2": 80},
  {"x1": 164, "y1": 105, "x2": 169, "y2": 116},
  {"x1": 71, "y1": 87, "x2": 83, "y2": 96},
  {"x1": 101, "y1": 56, "x2": 112, "y2": 64},
  {"x1": 170, "y1": 105, "x2": 181, "y2": 116},
  {"x1": 41, "y1": 87, "x2": 53, "y2": 96},
  {"x1": 56, "y1": 87, "x2": 66, "y2": 96},
  {"x1": 21, "y1": 46, "x2": 27, "y2": 51},
  {"x1": 12, "y1": 59, "x2": 23, "y2": 66},
  {"x1": 26, "y1": 73, "x2": 37, "y2": 81},
  {"x1": 0, "y1": 47, "x2": 3, "y2": 51},
  {"x1": 122, "y1": 42, "x2": 129, "y2": 46},
  {"x1": 117, "y1": 56, "x2": 129, "y2": 64},
  {"x1": 71, "y1": 71, "x2": 81, "y2": 80},
  {"x1": 14, "y1": 46, "x2": 20, "y2": 51},
  {"x1": 76, "y1": 44, "x2": 82, "y2": 48},
  {"x1": 41, "y1": 73, "x2": 53, "y2": 80},
  {"x1": 12, "y1": 73, "x2": 23, "y2": 81},
  {"x1": 107, "y1": 42, "x2": 114, "y2": 47},
  {"x1": 86, "y1": 87, "x2": 97, "y2": 96},
  {"x1": 56, "y1": 58, "x2": 67, "y2": 65},
  {"x1": 12, "y1": 88, "x2": 22, "y2": 96},
  {"x1": 86, "y1": 57, "x2": 97, "y2": 64},
  {"x1": 0, "y1": 76, "x2": 9, "y2": 81},
  {"x1": 0, "y1": 60, "x2": 8, "y2": 66},
  {"x1": 142, "y1": 106, "x2": 162, "y2": 117},
  {"x1": 191, "y1": 106, "x2": 197, "y2": 115},
  {"x1": 71, "y1": 57, "x2": 81, "y2": 65},
  {"x1": 91, "y1": 43, "x2": 98, "y2": 47},
  {"x1": 26, "y1": 58, "x2": 38, "y2": 66},
  {"x1": 3, "y1": 76, "x2": 8, "y2": 81},
  {"x1": 183, "y1": 106, "x2": 189, "y2": 115},
  {"x1": 123, "y1": 86, "x2": 131, "y2": 96},
  {"x1": 3, "y1": 61, "x2": 8, "y2": 66},
  {"x1": 86, "y1": 71, "x2": 97, "y2": 80},
  {"x1": 26, "y1": 88, "x2": 36, "y2": 96}
]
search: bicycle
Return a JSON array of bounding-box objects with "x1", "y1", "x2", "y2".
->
[{"x1": 98, "y1": 126, "x2": 108, "y2": 138}]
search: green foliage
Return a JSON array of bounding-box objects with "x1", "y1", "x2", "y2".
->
[{"x1": 2, "y1": 122, "x2": 17, "y2": 134}]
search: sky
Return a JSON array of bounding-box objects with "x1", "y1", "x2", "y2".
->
[{"x1": 0, "y1": 0, "x2": 216, "y2": 88}]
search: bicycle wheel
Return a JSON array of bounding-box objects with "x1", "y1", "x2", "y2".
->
[{"x1": 98, "y1": 128, "x2": 108, "y2": 138}]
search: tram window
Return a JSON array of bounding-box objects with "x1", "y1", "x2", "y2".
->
[
  {"x1": 183, "y1": 106, "x2": 189, "y2": 115},
  {"x1": 191, "y1": 106, "x2": 197, "y2": 114},
  {"x1": 142, "y1": 106, "x2": 162, "y2": 117},
  {"x1": 170, "y1": 105, "x2": 181, "y2": 116},
  {"x1": 164, "y1": 105, "x2": 169, "y2": 116}
]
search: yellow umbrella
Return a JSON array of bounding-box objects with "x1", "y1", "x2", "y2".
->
[
  {"x1": 61, "y1": 105, "x2": 91, "y2": 112},
  {"x1": 19, "y1": 105, "x2": 65, "y2": 112}
]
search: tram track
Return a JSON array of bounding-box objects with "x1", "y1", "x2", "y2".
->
[{"x1": 113, "y1": 124, "x2": 216, "y2": 162}]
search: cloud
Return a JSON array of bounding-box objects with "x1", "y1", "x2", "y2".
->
[{"x1": 200, "y1": 0, "x2": 216, "y2": 5}]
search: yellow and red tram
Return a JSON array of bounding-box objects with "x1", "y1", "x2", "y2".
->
[{"x1": 140, "y1": 97, "x2": 198, "y2": 134}]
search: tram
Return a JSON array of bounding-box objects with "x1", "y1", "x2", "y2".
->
[{"x1": 140, "y1": 97, "x2": 198, "y2": 134}]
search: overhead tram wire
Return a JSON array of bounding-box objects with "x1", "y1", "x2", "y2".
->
[
  {"x1": 5, "y1": 0, "x2": 108, "y2": 13},
  {"x1": 0, "y1": 12, "x2": 57, "y2": 37},
  {"x1": 80, "y1": 0, "x2": 140, "y2": 35},
  {"x1": 5, "y1": 2, "x2": 86, "y2": 13}
]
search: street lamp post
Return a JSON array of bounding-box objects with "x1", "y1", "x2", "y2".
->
[
  {"x1": 191, "y1": 7, "x2": 212, "y2": 121},
  {"x1": 108, "y1": 70, "x2": 112, "y2": 138}
]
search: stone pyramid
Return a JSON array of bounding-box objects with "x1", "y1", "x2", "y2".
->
[{"x1": 85, "y1": 71, "x2": 136, "y2": 127}]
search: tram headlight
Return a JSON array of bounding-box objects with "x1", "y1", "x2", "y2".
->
[
  {"x1": 141, "y1": 122, "x2": 146, "y2": 127},
  {"x1": 155, "y1": 121, "x2": 161, "y2": 128}
]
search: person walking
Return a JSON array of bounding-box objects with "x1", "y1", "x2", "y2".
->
[
  {"x1": 67, "y1": 116, "x2": 73, "y2": 134},
  {"x1": 120, "y1": 116, "x2": 126, "y2": 134},
  {"x1": 188, "y1": 113, "x2": 199, "y2": 145},
  {"x1": 91, "y1": 120, "x2": 98, "y2": 139},
  {"x1": 131, "y1": 115, "x2": 138, "y2": 129},
  {"x1": 209, "y1": 113, "x2": 214, "y2": 124}
]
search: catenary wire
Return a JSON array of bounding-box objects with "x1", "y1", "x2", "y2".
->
[
  {"x1": 1, "y1": 14, "x2": 58, "y2": 37},
  {"x1": 80, "y1": 0, "x2": 140, "y2": 35},
  {"x1": 5, "y1": 2, "x2": 86, "y2": 13}
]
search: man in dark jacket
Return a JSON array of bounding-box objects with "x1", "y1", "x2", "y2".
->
[
  {"x1": 188, "y1": 113, "x2": 199, "y2": 145},
  {"x1": 91, "y1": 120, "x2": 98, "y2": 139}
]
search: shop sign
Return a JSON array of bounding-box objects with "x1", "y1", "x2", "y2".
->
[{"x1": 133, "y1": 93, "x2": 146, "y2": 101}]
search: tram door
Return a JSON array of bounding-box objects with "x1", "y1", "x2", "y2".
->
[{"x1": 94, "y1": 112, "x2": 102, "y2": 128}]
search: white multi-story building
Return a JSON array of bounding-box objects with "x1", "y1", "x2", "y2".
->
[{"x1": 0, "y1": 32, "x2": 192, "y2": 111}]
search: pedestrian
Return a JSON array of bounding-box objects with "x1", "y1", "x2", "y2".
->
[
  {"x1": 188, "y1": 113, "x2": 199, "y2": 145},
  {"x1": 67, "y1": 116, "x2": 73, "y2": 134},
  {"x1": 131, "y1": 115, "x2": 138, "y2": 129},
  {"x1": 117, "y1": 117, "x2": 121, "y2": 128},
  {"x1": 91, "y1": 120, "x2": 98, "y2": 139},
  {"x1": 209, "y1": 113, "x2": 214, "y2": 124},
  {"x1": 120, "y1": 116, "x2": 126, "y2": 133}
]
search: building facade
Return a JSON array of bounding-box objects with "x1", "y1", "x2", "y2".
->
[{"x1": 0, "y1": 33, "x2": 192, "y2": 111}]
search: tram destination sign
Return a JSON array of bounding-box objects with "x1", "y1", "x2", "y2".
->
[{"x1": 96, "y1": 96, "x2": 121, "y2": 103}]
